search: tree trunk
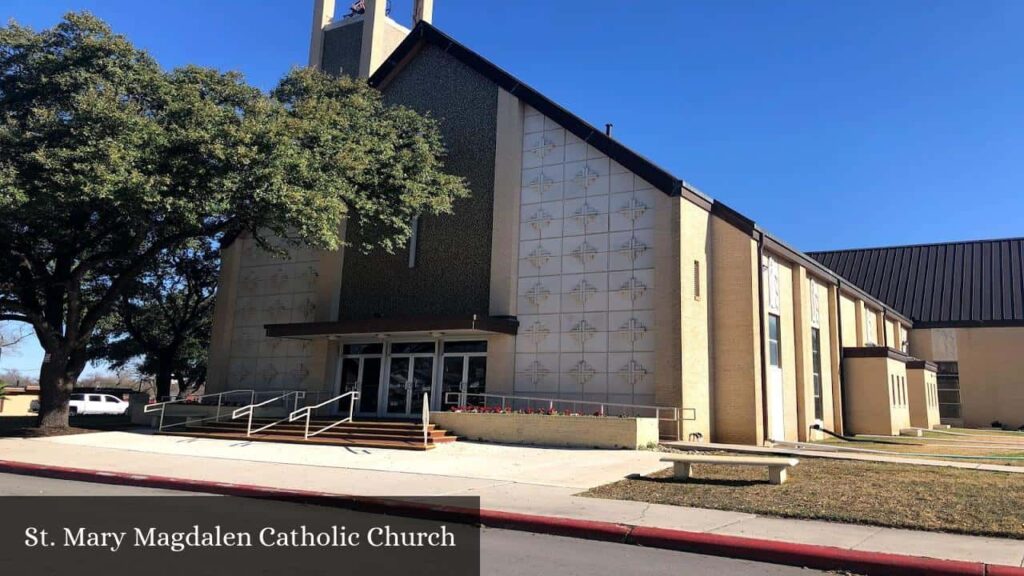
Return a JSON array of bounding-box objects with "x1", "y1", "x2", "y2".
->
[
  {"x1": 155, "y1": 360, "x2": 174, "y2": 402},
  {"x1": 36, "y1": 349, "x2": 81, "y2": 430}
]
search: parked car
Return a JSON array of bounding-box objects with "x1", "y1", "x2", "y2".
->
[
  {"x1": 67, "y1": 393, "x2": 130, "y2": 415},
  {"x1": 28, "y1": 394, "x2": 130, "y2": 416}
]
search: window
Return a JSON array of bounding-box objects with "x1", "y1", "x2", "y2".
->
[
  {"x1": 865, "y1": 313, "x2": 877, "y2": 346},
  {"x1": 890, "y1": 375, "x2": 897, "y2": 406},
  {"x1": 70, "y1": 394, "x2": 84, "y2": 401},
  {"x1": 936, "y1": 362, "x2": 961, "y2": 420},
  {"x1": 390, "y1": 341, "x2": 436, "y2": 354},
  {"x1": 768, "y1": 314, "x2": 781, "y2": 368},
  {"x1": 443, "y1": 341, "x2": 487, "y2": 354},
  {"x1": 103, "y1": 396, "x2": 118, "y2": 403},
  {"x1": 407, "y1": 215, "x2": 420, "y2": 268},
  {"x1": 693, "y1": 260, "x2": 701, "y2": 301},
  {"x1": 811, "y1": 327, "x2": 823, "y2": 420},
  {"x1": 809, "y1": 279, "x2": 821, "y2": 328},
  {"x1": 343, "y1": 343, "x2": 384, "y2": 356}
]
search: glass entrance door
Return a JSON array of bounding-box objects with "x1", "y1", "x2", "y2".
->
[
  {"x1": 440, "y1": 341, "x2": 487, "y2": 409},
  {"x1": 339, "y1": 343, "x2": 384, "y2": 415},
  {"x1": 385, "y1": 342, "x2": 436, "y2": 416}
]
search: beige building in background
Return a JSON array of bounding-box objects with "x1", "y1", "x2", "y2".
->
[
  {"x1": 205, "y1": 0, "x2": 1020, "y2": 446},
  {"x1": 813, "y1": 239, "x2": 1024, "y2": 430}
]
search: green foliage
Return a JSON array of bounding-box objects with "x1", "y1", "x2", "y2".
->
[
  {"x1": 0, "y1": 12, "x2": 468, "y2": 425},
  {"x1": 96, "y1": 239, "x2": 217, "y2": 399}
]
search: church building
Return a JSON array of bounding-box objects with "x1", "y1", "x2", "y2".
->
[{"x1": 204, "y1": 0, "x2": 1024, "y2": 445}]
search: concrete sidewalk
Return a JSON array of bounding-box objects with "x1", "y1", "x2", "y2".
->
[
  {"x1": 0, "y1": 432, "x2": 1022, "y2": 568},
  {"x1": 664, "y1": 440, "x2": 1024, "y2": 473}
]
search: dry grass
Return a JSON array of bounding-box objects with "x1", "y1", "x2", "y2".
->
[
  {"x1": 930, "y1": 428, "x2": 1024, "y2": 438},
  {"x1": 581, "y1": 457, "x2": 1024, "y2": 539},
  {"x1": 814, "y1": 437, "x2": 1024, "y2": 466}
]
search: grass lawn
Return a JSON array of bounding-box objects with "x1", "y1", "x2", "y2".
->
[
  {"x1": 581, "y1": 457, "x2": 1024, "y2": 539},
  {"x1": 0, "y1": 415, "x2": 133, "y2": 437}
]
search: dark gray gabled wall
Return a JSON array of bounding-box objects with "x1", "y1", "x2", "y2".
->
[{"x1": 338, "y1": 43, "x2": 499, "y2": 321}]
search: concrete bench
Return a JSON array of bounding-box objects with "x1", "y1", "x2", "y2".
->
[{"x1": 660, "y1": 454, "x2": 800, "y2": 485}]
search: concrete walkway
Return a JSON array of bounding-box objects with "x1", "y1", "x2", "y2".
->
[
  {"x1": 664, "y1": 440, "x2": 1024, "y2": 473},
  {"x1": 1, "y1": 431, "x2": 1022, "y2": 568}
]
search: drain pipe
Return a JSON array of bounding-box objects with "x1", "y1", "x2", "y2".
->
[
  {"x1": 882, "y1": 309, "x2": 889, "y2": 348},
  {"x1": 836, "y1": 279, "x2": 849, "y2": 434},
  {"x1": 809, "y1": 423, "x2": 907, "y2": 445},
  {"x1": 756, "y1": 232, "x2": 769, "y2": 444}
]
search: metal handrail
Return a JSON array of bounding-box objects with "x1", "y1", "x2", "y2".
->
[
  {"x1": 231, "y1": 391, "x2": 307, "y2": 437},
  {"x1": 442, "y1": 391, "x2": 694, "y2": 440},
  {"x1": 422, "y1": 392, "x2": 429, "y2": 448},
  {"x1": 144, "y1": 389, "x2": 256, "y2": 432},
  {"x1": 288, "y1": 391, "x2": 360, "y2": 439}
]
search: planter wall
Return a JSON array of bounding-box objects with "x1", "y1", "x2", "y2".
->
[{"x1": 430, "y1": 411, "x2": 659, "y2": 449}]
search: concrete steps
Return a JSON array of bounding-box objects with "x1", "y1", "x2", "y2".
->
[{"x1": 158, "y1": 419, "x2": 456, "y2": 450}]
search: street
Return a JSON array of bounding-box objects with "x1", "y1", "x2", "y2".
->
[{"x1": 0, "y1": 473, "x2": 826, "y2": 575}]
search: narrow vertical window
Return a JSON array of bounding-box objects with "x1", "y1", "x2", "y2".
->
[
  {"x1": 768, "y1": 314, "x2": 781, "y2": 368},
  {"x1": 890, "y1": 375, "x2": 896, "y2": 406},
  {"x1": 811, "y1": 327, "x2": 823, "y2": 420},
  {"x1": 936, "y1": 362, "x2": 960, "y2": 420},
  {"x1": 407, "y1": 215, "x2": 420, "y2": 268},
  {"x1": 693, "y1": 260, "x2": 701, "y2": 301}
]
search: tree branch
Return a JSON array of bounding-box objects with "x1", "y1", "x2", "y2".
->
[{"x1": 0, "y1": 314, "x2": 31, "y2": 323}]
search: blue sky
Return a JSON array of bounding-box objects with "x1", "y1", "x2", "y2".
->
[{"x1": 3, "y1": 0, "x2": 1023, "y2": 376}]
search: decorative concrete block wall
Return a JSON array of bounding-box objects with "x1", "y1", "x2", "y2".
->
[
  {"x1": 513, "y1": 106, "x2": 658, "y2": 406},
  {"x1": 226, "y1": 237, "x2": 320, "y2": 392}
]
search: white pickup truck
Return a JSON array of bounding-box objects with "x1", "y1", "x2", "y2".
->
[{"x1": 29, "y1": 393, "x2": 130, "y2": 416}]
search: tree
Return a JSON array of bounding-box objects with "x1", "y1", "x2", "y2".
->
[
  {"x1": 0, "y1": 323, "x2": 32, "y2": 358},
  {"x1": 0, "y1": 13, "x2": 468, "y2": 429},
  {"x1": 98, "y1": 240, "x2": 217, "y2": 401}
]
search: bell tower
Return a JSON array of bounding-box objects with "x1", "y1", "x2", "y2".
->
[{"x1": 309, "y1": 0, "x2": 420, "y2": 79}]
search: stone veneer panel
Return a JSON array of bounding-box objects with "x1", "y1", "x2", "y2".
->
[{"x1": 513, "y1": 106, "x2": 658, "y2": 406}]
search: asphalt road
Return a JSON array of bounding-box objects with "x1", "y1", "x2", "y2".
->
[{"x1": 0, "y1": 473, "x2": 826, "y2": 575}]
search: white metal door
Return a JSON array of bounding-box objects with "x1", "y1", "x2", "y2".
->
[{"x1": 767, "y1": 367, "x2": 785, "y2": 441}]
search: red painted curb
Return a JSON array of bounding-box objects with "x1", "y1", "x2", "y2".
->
[
  {"x1": 477, "y1": 509, "x2": 632, "y2": 543},
  {"x1": 629, "y1": 526, "x2": 988, "y2": 576},
  {"x1": 2, "y1": 459, "x2": 1021, "y2": 576}
]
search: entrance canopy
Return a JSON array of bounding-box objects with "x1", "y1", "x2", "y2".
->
[{"x1": 264, "y1": 314, "x2": 518, "y2": 340}]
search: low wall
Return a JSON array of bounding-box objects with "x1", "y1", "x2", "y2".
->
[
  {"x1": 0, "y1": 394, "x2": 37, "y2": 416},
  {"x1": 430, "y1": 411, "x2": 659, "y2": 449}
]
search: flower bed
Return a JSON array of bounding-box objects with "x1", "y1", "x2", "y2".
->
[
  {"x1": 447, "y1": 405, "x2": 623, "y2": 417},
  {"x1": 431, "y1": 410, "x2": 659, "y2": 450}
]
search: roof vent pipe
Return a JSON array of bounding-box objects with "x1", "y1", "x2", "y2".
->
[{"x1": 605, "y1": 123, "x2": 613, "y2": 137}]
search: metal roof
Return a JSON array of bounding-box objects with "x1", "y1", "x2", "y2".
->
[{"x1": 809, "y1": 238, "x2": 1024, "y2": 327}]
